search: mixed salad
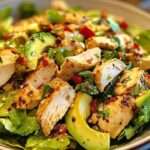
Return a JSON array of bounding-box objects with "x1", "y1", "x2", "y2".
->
[{"x1": 0, "y1": 0, "x2": 150, "y2": 150}]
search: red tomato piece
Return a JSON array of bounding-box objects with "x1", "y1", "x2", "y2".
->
[
  {"x1": 71, "y1": 74, "x2": 83, "y2": 84},
  {"x1": 119, "y1": 21, "x2": 128, "y2": 30},
  {"x1": 80, "y1": 26, "x2": 95, "y2": 39},
  {"x1": 90, "y1": 100, "x2": 98, "y2": 113}
]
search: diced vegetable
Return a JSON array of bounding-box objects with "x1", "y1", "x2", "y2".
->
[
  {"x1": 80, "y1": 26, "x2": 95, "y2": 39},
  {"x1": 75, "y1": 81, "x2": 99, "y2": 95},
  {"x1": 119, "y1": 21, "x2": 128, "y2": 30},
  {"x1": 48, "y1": 9, "x2": 64, "y2": 23},
  {"x1": 18, "y1": 2, "x2": 37, "y2": 19}
]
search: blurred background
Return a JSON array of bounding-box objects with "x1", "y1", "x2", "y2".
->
[{"x1": 119, "y1": 0, "x2": 150, "y2": 12}]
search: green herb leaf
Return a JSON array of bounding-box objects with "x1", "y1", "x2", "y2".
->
[
  {"x1": 42, "y1": 84, "x2": 53, "y2": 99},
  {"x1": 0, "y1": 7, "x2": 12, "y2": 20},
  {"x1": 48, "y1": 9, "x2": 64, "y2": 24},
  {"x1": 79, "y1": 71, "x2": 94, "y2": 83},
  {"x1": 75, "y1": 81, "x2": 99, "y2": 95},
  {"x1": 18, "y1": 2, "x2": 37, "y2": 19},
  {"x1": 98, "y1": 108, "x2": 110, "y2": 119}
]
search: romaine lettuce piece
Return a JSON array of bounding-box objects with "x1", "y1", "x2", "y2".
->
[
  {"x1": 25, "y1": 135, "x2": 70, "y2": 150},
  {"x1": 0, "y1": 109, "x2": 39, "y2": 136},
  {"x1": 136, "y1": 30, "x2": 150, "y2": 53}
]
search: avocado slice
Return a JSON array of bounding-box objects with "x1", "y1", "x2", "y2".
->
[
  {"x1": 24, "y1": 32, "x2": 55, "y2": 70},
  {"x1": 66, "y1": 92, "x2": 110, "y2": 150},
  {"x1": 135, "y1": 90, "x2": 150, "y2": 108}
]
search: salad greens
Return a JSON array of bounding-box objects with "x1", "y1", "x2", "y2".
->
[
  {"x1": 0, "y1": 109, "x2": 39, "y2": 136},
  {"x1": 25, "y1": 135, "x2": 70, "y2": 150},
  {"x1": 18, "y1": 2, "x2": 38, "y2": 19}
]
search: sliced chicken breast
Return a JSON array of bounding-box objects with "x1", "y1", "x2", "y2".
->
[
  {"x1": 93, "y1": 59, "x2": 126, "y2": 92},
  {"x1": 58, "y1": 47, "x2": 101, "y2": 80},
  {"x1": 98, "y1": 96, "x2": 135, "y2": 139},
  {"x1": 115, "y1": 33, "x2": 134, "y2": 49},
  {"x1": 37, "y1": 78, "x2": 75, "y2": 136},
  {"x1": 115, "y1": 67, "x2": 148, "y2": 95},
  {"x1": 92, "y1": 36, "x2": 118, "y2": 50},
  {"x1": 15, "y1": 58, "x2": 57, "y2": 109},
  {"x1": 0, "y1": 50, "x2": 18, "y2": 87},
  {"x1": 92, "y1": 33, "x2": 133, "y2": 50}
]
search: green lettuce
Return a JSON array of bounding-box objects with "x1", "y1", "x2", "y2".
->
[
  {"x1": 0, "y1": 109, "x2": 39, "y2": 136},
  {"x1": 25, "y1": 135, "x2": 70, "y2": 150},
  {"x1": 136, "y1": 30, "x2": 150, "y2": 53}
]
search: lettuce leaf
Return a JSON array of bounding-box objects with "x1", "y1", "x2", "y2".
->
[
  {"x1": 0, "y1": 138, "x2": 23, "y2": 149},
  {"x1": 0, "y1": 109, "x2": 39, "y2": 136},
  {"x1": 25, "y1": 135, "x2": 70, "y2": 150},
  {"x1": 136, "y1": 30, "x2": 150, "y2": 53}
]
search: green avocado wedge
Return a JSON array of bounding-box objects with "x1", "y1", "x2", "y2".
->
[
  {"x1": 135, "y1": 90, "x2": 150, "y2": 108},
  {"x1": 24, "y1": 32, "x2": 55, "y2": 70},
  {"x1": 66, "y1": 92, "x2": 110, "y2": 150}
]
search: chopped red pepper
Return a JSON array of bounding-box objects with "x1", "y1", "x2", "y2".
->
[
  {"x1": 90, "y1": 100, "x2": 98, "y2": 113},
  {"x1": 52, "y1": 124, "x2": 67, "y2": 136},
  {"x1": 133, "y1": 43, "x2": 139, "y2": 49},
  {"x1": 71, "y1": 74, "x2": 83, "y2": 84},
  {"x1": 41, "y1": 57, "x2": 49, "y2": 67},
  {"x1": 40, "y1": 24, "x2": 52, "y2": 32},
  {"x1": 80, "y1": 26, "x2": 95, "y2": 39},
  {"x1": 145, "y1": 74, "x2": 150, "y2": 79},
  {"x1": 17, "y1": 56, "x2": 27, "y2": 65},
  {"x1": 119, "y1": 21, "x2": 128, "y2": 30},
  {"x1": 2, "y1": 33, "x2": 13, "y2": 41},
  {"x1": 64, "y1": 25, "x2": 72, "y2": 32}
]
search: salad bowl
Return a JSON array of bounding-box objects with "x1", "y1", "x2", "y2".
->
[{"x1": 0, "y1": 0, "x2": 149, "y2": 150}]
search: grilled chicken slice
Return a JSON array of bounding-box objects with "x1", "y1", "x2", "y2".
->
[
  {"x1": 93, "y1": 59, "x2": 126, "y2": 92},
  {"x1": 15, "y1": 58, "x2": 57, "y2": 109},
  {"x1": 115, "y1": 68, "x2": 148, "y2": 96},
  {"x1": 98, "y1": 96, "x2": 135, "y2": 139},
  {"x1": 115, "y1": 33, "x2": 134, "y2": 49},
  {"x1": 92, "y1": 36, "x2": 118, "y2": 50},
  {"x1": 92, "y1": 33, "x2": 133, "y2": 50},
  {"x1": 0, "y1": 50, "x2": 18, "y2": 87},
  {"x1": 37, "y1": 78, "x2": 75, "y2": 136},
  {"x1": 58, "y1": 47, "x2": 101, "y2": 80}
]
